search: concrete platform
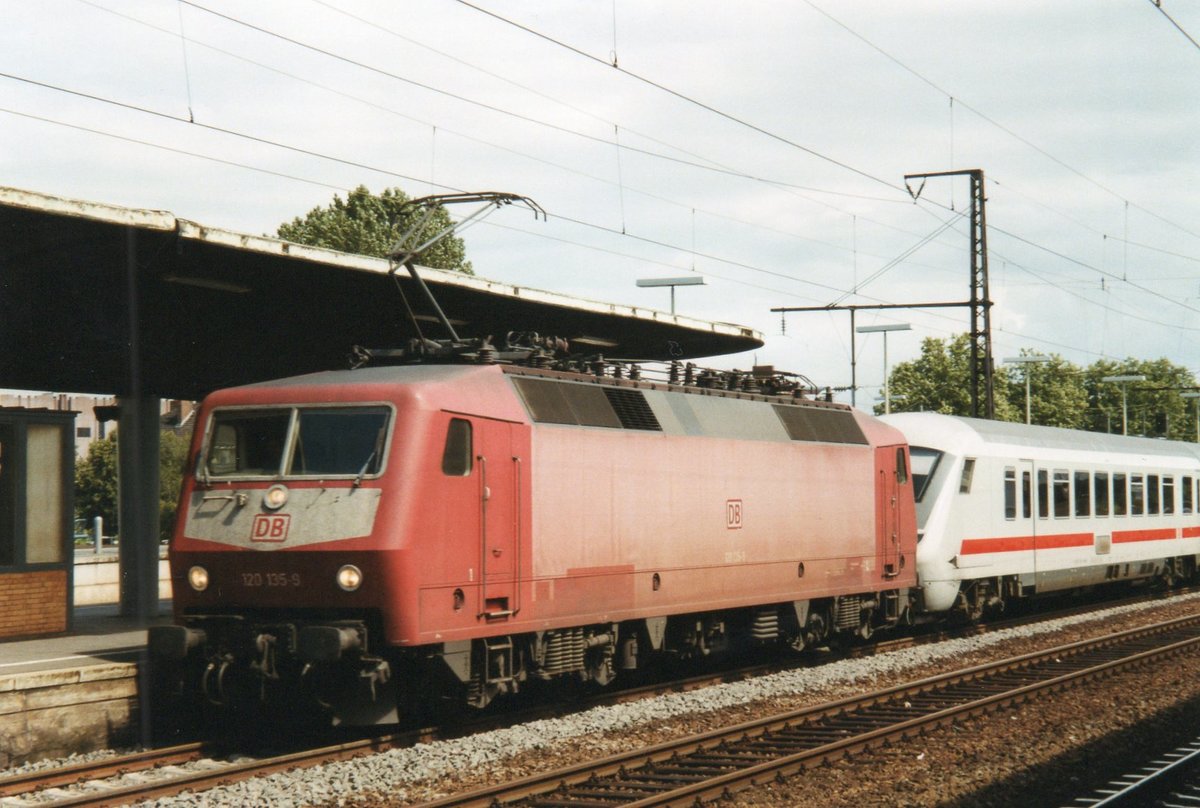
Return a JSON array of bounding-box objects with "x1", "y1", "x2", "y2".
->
[
  {"x1": 0, "y1": 603, "x2": 170, "y2": 767},
  {"x1": 0, "y1": 602, "x2": 169, "y2": 675}
]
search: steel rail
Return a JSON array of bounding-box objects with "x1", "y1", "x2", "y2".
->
[
  {"x1": 4, "y1": 589, "x2": 1193, "y2": 806},
  {"x1": 1068, "y1": 734, "x2": 1200, "y2": 806},
  {"x1": 0, "y1": 743, "x2": 205, "y2": 798},
  {"x1": 413, "y1": 613, "x2": 1200, "y2": 808},
  {"x1": 14, "y1": 733, "x2": 409, "y2": 808}
]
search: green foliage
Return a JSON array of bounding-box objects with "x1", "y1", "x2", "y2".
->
[
  {"x1": 1083, "y1": 358, "x2": 1197, "y2": 439},
  {"x1": 74, "y1": 434, "x2": 118, "y2": 536},
  {"x1": 884, "y1": 334, "x2": 1197, "y2": 437},
  {"x1": 74, "y1": 429, "x2": 196, "y2": 543},
  {"x1": 276, "y1": 185, "x2": 474, "y2": 274},
  {"x1": 883, "y1": 334, "x2": 1020, "y2": 422},
  {"x1": 158, "y1": 431, "x2": 191, "y2": 541},
  {"x1": 1002, "y1": 352, "x2": 1088, "y2": 429}
]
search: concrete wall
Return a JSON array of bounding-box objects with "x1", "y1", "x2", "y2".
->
[
  {"x1": 74, "y1": 553, "x2": 172, "y2": 606},
  {"x1": 0, "y1": 663, "x2": 139, "y2": 767}
]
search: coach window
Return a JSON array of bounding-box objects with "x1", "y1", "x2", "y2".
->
[
  {"x1": 1004, "y1": 467, "x2": 1016, "y2": 520},
  {"x1": 441, "y1": 418, "x2": 473, "y2": 476},
  {"x1": 1163, "y1": 476, "x2": 1175, "y2": 514},
  {"x1": 1113, "y1": 472, "x2": 1128, "y2": 516},
  {"x1": 1184, "y1": 476, "x2": 1194, "y2": 514},
  {"x1": 1073, "y1": 471, "x2": 1090, "y2": 517},
  {"x1": 1022, "y1": 471, "x2": 1032, "y2": 519},
  {"x1": 1147, "y1": 474, "x2": 1160, "y2": 515},
  {"x1": 1037, "y1": 469, "x2": 1049, "y2": 519},
  {"x1": 1131, "y1": 474, "x2": 1145, "y2": 516},
  {"x1": 1094, "y1": 472, "x2": 1110, "y2": 517},
  {"x1": 1053, "y1": 470, "x2": 1070, "y2": 518}
]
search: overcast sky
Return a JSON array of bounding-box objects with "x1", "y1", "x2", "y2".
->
[{"x1": 3, "y1": 1, "x2": 1198, "y2": 406}]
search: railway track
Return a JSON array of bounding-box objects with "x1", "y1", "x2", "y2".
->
[
  {"x1": 413, "y1": 613, "x2": 1200, "y2": 808},
  {"x1": 2, "y1": 589, "x2": 1192, "y2": 806},
  {"x1": 0, "y1": 733, "x2": 413, "y2": 807},
  {"x1": 1066, "y1": 733, "x2": 1200, "y2": 806}
]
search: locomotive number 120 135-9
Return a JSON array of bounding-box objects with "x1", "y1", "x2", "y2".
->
[{"x1": 240, "y1": 572, "x2": 302, "y2": 588}]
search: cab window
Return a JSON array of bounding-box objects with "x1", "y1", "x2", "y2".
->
[
  {"x1": 908, "y1": 447, "x2": 942, "y2": 502},
  {"x1": 205, "y1": 406, "x2": 390, "y2": 479},
  {"x1": 442, "y1": 418, "x2": 473, "y2": 476},
  {"x1": 959, "y1": 458, "x2": 976, "y2": 494}
]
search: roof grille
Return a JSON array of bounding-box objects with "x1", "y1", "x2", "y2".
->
[
  {"x1": 512, "y1": 377, "x2": 660, "y2": 431},
  {"x1": 773, "y1": 404, "x2": 867, "y2": 444},
  {"x1": 604, "y1": 388, "x2": 662, "y2": 431}
]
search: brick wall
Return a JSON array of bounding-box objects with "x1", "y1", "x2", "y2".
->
[{"x1": 0, "y1": 570, "x2": 67, "y2": 639}]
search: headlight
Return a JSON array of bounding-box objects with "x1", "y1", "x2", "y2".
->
[
  {"x1": 188, "y1": 565, "x2": 209, "y2": 592},
  {"x1": 337, "y1": 564, "x2": 363, "y2": 592},
  {"x1": 263, "y1": 484, "x2": 289, "y2": 510}
]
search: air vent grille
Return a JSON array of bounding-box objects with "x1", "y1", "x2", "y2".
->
[
  {"x1": 604, "y1": 388, "x2": 662, "y2": 431},
  {"x1": 513, "y1": 377, "x2": 660, "y2": 431},
  {"x1": 773, "y1": 404, "x2": 867, "y2": 445}
]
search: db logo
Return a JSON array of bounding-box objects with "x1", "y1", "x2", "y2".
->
[
  {"x1": 251, "y1": 514, "x2": 291, "y2": 542},
  {"x1": 726, "y1": 499, "x2": 743, "y2": 530}
]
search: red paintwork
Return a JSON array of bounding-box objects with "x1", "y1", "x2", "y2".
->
[{"x1": 169, "y1": 365, "x2": 918, "y2": 648}]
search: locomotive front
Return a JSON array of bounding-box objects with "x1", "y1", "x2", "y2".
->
[{"x1": 150, "y1": 374, "x2": 406, "y2": 725}]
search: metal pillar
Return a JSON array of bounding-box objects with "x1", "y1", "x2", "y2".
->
[
  {"x1": 902, "y1": 169, "x2": 994, "y2": 419},
  {"x1": 849, "y1": 309, "x2": 857, "y2": 407},
  {"x1": 117, "y1": 227, "x2": 160, "y2": 620},
  {"x1": 117, "y1": 395, "x2": 160, "y2": 618},
  {"x1": 966, "y1": 171, "x2": 994, "y2": 420}
]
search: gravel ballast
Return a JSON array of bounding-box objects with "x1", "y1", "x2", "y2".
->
[
  {"x1": 8, "y1": 593, "x2": 1198, "y2": 806},
  {"x1": 118, "y1": 591, "x2": 1200, "y2": 807}
]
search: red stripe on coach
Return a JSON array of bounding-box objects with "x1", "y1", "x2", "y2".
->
[{"x1": 1113, "y1": 527, "x2": 1177, "y2": 543}]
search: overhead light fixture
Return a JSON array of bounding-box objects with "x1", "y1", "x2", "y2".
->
[
  {"x1": 571, "y1": 336, "x2": 621, "y2": 348},
  {"x1": 163, "y1": 274, "x2": 251, "y2": 294},
  {"x1": 636, "y1": 276, "x2": 706, "y2": 315},
  {"x1": 413, "y1": 314, "x2": 469, "y2": 326}
]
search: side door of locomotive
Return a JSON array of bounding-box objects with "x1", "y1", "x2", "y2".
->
[
  {"x1": 467, "y1": 416, "x2": 524, "y2": 620},
  {"x1": 876, "y1": 445, "x2": 903, "y2": 578}
]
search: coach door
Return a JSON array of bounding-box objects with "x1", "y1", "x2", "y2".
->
[{"x1": 473, "y1": 417, "x2": 521, "y2": 620}]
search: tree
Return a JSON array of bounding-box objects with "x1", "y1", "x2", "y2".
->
[
  {"x1": 74, "y1": 429, "x2": 196, "y2": 543},
  {"x1": 1083, "y1": 358, "x2": 1197, "y2": 439},
  {"x1": 883, "y1": 334, "x2": 1021, "y2": 421},
  {"x1": 158, "y1": 431, "x2": 191, "y2": 541},
  {"x1": 276, "y1": 185, "x2": 474, "y2": 274},
  {"x1": 1002, "y1": 352, "x2": 1088, "y2": 429},
  {"x1": 884, "y1": 337, "x2": 1198, "y2": 437},
  {"x1": 74, "y1": 434, "x2": 118, "y2": 538}
]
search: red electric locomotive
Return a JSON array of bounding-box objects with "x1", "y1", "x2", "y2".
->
[{"x1": 150, "y1": 360, "x2": 917, "y2": 725}]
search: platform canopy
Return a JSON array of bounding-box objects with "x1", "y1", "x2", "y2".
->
[{"x1": 0, "y1": 186, "x2": 762, "y2": 401}]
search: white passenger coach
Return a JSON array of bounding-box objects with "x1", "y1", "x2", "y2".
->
[{"x1": 882, "y1": 413, "x2": 1200, "y2": 619}]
